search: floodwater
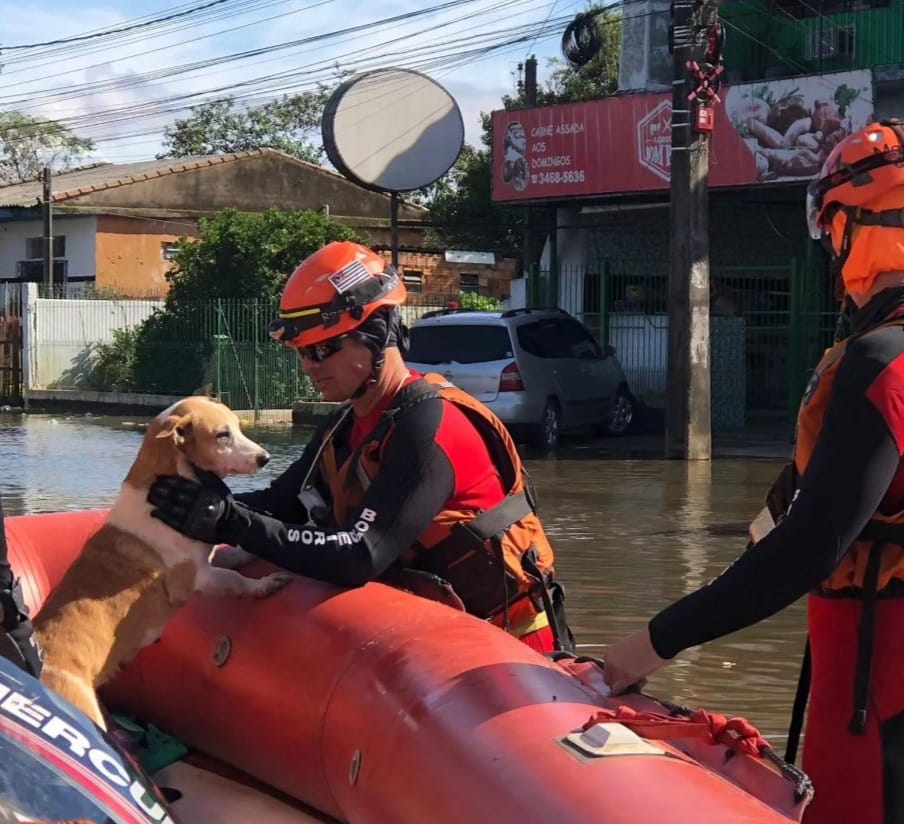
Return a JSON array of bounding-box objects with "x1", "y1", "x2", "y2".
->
[{"x1": 0, "y1": 412, "x2": 805, "y2": 742}]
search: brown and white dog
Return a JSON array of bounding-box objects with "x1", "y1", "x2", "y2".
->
[{"x1": 33, "y1": 395, "x2": 291, "y2": 729}]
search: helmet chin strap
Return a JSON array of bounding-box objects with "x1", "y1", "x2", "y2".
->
[
  {"x1": 821, "y1": 206, "x2": 858, "y2": 343},
  {"x1": 349, "y1": 319, "x2": 393, "y2": 401}
]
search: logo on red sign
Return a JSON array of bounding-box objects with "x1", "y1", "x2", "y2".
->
[{"x1": 637, "y1": 100, "x2": 672, "y2": 182}]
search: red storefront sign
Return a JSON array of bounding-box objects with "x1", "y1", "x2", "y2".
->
[{"x1": 491, "y1": 70, "x2": 873, "y2": 202}]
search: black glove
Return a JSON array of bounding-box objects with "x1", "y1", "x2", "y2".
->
[
  {"x1": 0, "y1": 496, "x2": 43, "y2": 679},
  {"x1": 764, "y1": 461, "x2": 798, "y2": 522},
  {"x1": 147, "y1": 469, "x2": 253, "y2": 546},
  {"x1": 0, "y1": 579, "x2": 43, "y2": 679}
]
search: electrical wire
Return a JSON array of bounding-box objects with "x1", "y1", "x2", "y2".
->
[
  {"x1": 0, "y1": 0, "x2": 293, "y2": 58},
  {"x1": 3, "y1": 1, "x2": 567, "y2": 136},
  {"x1": 2, "y1": 0, "x2": 843, "y2": 167},
  {"x1": 0, "y1": 0, "x2": 328, "y2": 82},
  {"x1": 0, "y1": 0, "x2": 502, "y2": 110}
]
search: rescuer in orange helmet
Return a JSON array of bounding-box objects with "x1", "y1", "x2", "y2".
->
[
  {"x1": 604, "y1": 119, "x2": 904, "y2": 824},
  {"x1": 148, "y1": 241, "x2": 574, "y2": 654}
]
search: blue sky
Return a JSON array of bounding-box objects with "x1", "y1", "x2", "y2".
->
[{"x1": 0, "y1": 0, "x2": 583, "y2": 165}]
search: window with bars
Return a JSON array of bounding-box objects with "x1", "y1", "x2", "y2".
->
[
  {"x1": 402, "y1": 269, "x2": 424, "y2": 293},
  {"x1": 459, "y1": 273, "x2": 480, "y2": 294}
]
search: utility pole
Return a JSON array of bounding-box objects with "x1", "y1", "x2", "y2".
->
[
  {"x1": 42, "y1": 167, "x2": 54, "y2": 295},
  {"x1": 522, "y1": 56, "x2": 537, "y2": 306},
  {"x1": 666, "y1": 0, "x2": 722, "y2": 460}
]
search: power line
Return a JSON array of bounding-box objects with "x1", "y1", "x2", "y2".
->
[
  {"x1": 0, "y1": 0, "x2": 302, "y2": 71},
  {"x1": 1, "y1": 0, "x2": 697, "y2": 166},
  {"x1": 0, "y1": 0, "x2": 494, "y2": 109},
  {"x1": 3, "y1": 0, "x2": 556, "y2": 126},
  {"x1": 1, "y1": 0, "x2": 236, "y2": 50},
  {"x1": 72, "y1": 14, "x2": 572, "y2": 140}
]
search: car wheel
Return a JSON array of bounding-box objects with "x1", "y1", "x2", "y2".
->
[
  {"x1": 604, "y1": 386, "x2": 634, "y2": 436},
  {"x1": 534, "y1": 401, "x2": 561, "y2": 450}
]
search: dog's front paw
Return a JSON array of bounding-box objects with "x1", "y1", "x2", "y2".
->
[
  {"x1": 210, "y1": 544, "x2": 256, "y2": 570},
  {"x1": 251, "y1": 572, "x2": 293, "y2": 597}
]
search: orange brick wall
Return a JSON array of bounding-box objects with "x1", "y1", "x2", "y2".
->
[
  {"x1": 381, "y1": 251, "x2": 518, "y2": 299},
  {"x1": 95, "y1": 215, "x2": 199, "y2": 296},
  {"x1": 91, "y1": 216, "x2": 515, "y2": 300}
]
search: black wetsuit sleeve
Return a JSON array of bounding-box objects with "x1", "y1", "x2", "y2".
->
[
  {"x1": 233, "y1": 397, "x2": 456, "y2": 587},
  {"x1": 0, "y1": 496, "x2": 11, "y2": 590},
  {"x1": 649, "y1": 329, "x2": 904, "y2": 660},
  {"x1": 232, "y1": 423, "x2": 330, "y2": 521}
]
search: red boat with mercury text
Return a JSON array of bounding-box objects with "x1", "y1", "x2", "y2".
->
[{"x1": 5, "y1": 507, "x2": 813, "y2": 824}]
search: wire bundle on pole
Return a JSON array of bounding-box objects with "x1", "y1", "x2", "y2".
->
[{"x1": 560, "y1": 12, "x2": 602, "y2": 69}]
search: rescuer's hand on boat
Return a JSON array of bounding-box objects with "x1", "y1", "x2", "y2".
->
[{"x1": 603, "y1": 626, "x2": 666, "y2": 694}]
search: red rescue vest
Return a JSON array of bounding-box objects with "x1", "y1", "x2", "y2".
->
[{"x1": 318, "y1": 374, "x2": 558, "y2": 635}]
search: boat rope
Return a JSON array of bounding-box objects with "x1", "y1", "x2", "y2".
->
[{"x1": 581, "y1": 705, "x2": 814, "y2": 804}]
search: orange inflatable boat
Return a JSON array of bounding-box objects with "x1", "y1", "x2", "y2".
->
[{"x1": 6, "y1": 508, "x2": 814, "y2": 824}]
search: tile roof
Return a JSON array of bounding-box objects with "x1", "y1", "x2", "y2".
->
[{"x1": 0, "y1": 149, "x2": 347, "y2": 208}]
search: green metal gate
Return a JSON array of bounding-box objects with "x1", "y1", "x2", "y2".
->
[{"x1": 528, "y1": 251, "x2": 838, "y2": 433}]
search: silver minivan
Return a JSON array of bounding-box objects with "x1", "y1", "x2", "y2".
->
[{"x1": 405, "y1": 307, "x2": 634, "y2": 450}]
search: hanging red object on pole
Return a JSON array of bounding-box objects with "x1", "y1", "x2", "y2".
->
[{"x1": 696, "y1": 106, "x2": 715, "y2": 133}]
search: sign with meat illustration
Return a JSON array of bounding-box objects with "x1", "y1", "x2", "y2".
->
[
  {"x1": 491, "y1": 70, "x2": 874, "y2": 202},
  {"x1": 725, "y1": 72, "x2": 873, "y2": 182}
]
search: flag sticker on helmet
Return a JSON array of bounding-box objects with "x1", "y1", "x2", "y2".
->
[{"x1": 328, "y1": 260, "x2": 372, "y2": 294}]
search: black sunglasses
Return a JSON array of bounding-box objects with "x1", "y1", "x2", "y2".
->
[{"x1": 296, "y1": 335, "x2": 349, "y2": 363}]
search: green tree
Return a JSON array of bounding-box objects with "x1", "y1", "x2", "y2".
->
[
  {"x1": 159, "y1": 95, "x2": 326, "y2": 162},
  {"x1": 426, "y1": 6, "x2": 621, "y2": 256},
  {"x1": 457, "y1": 291, "x2": 502, "y2": 310},
  {"x1": 163, "y1": 207, "x2": 362, "y2": 305},
  {"x1": 158, "y1": 67, "x2": 355, "y2": 163},
  {"x1": 425, "y1": 143, "x2": 525, "y2": 253},
  {"x1": 92, "y1": 208, "x2": 364, "y2": 396},
  {"x1": 0, "y1": 112, "x2": 94, "y2": 183}
]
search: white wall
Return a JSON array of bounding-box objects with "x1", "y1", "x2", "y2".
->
[
  {"x1": 0, "y1": 215, "x2": 97, "y2": 279},
  {"x1": 618, "y1": 0, "x2": 672, "y2": 93},
  {"x1": 554, "y1": 206, "x2": 590, "y2": 319},
  {"x1": 20, "y1": 285, "x2": 164, "y2": 389}
]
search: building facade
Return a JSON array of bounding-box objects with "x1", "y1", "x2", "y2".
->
[
  {"x1": 490, "y1": 0, "x2": 904, "y2": 427},
  {"x1": 0, "y1": 150, "x2": 430, "y2": 297}
]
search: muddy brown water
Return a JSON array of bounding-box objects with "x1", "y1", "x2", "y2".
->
[{"x1": 0, "y1": 412, "x2": 805, "y2": 741}]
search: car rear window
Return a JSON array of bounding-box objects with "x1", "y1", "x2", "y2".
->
[{"x1": 407, "y1": 324, "x2": 514, "y2": 364}]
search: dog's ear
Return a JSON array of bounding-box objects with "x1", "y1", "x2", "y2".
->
[
  {"x1": 193, "y1": 382, "x2": 217, "y2": 400},
  {"x1": 155, "y1": 413, "x2": 194, "y2": 447}
]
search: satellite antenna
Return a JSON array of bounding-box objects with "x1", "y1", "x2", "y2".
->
[{"x1": 322, "y1": 68, "x2": 465, "y2": 266}]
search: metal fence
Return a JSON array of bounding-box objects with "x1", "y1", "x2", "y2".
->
[
  {"x1": 10, "y1": 263, "x2": 838, "y2": 433},
  {"x1": 527, "y1": 257, "x2": 838, "y2": 431},
  {"x1": 32, "y1": 291, "x2": 466, "y2": 412}
]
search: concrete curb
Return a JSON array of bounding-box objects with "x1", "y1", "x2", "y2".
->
[
  {"x1": 291, "y1": 401, "x2": 342, "y2": 425},
  {"x1": 23, "y1": 389, "x2": 303, "y2": 427},
  {"x1": 24, "y1": 389, "x2": 183, "y2": 415}
]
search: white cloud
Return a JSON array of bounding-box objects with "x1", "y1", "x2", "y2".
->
[{"x1": 0, "y1": 0, "x2": 577, "y2": 164}]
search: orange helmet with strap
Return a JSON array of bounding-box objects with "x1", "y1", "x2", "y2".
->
[
  {"x1": 806, "y1": 118, "x2": 904, "y2": 295},
  {"x1": 269, "y1": 241, "x2": 406, "y2": 348}
]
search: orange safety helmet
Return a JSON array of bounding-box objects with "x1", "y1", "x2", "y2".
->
[
  {"x1": 806, "y1": 119, "x2": 904, "y2": 294},
  {"x1": 268, "y1": 241, "x2": 406, "y2": 348}
]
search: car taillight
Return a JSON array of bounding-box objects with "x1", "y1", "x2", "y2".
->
[{"x1": 499, "y1": 362, "x2": 525, "y2": 392}]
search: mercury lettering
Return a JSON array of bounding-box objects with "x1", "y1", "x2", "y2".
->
[{"x1": 0, "y1": 684, "x2": 175, "y2": 823}]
